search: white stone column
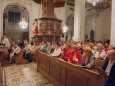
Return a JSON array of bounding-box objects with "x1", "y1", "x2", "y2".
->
[
  {"x1": 111, "y1": 0, "x2": 115, "y2": 46},
  {"x1": 0, "y1": 1, "x2": 3, "y2": 40},
  {"x1": 0, "y1": 6, "x2": 2, "y2": 40},
  {"x1": 73, "y1": 0, "x2": 85, "y2": 41}
]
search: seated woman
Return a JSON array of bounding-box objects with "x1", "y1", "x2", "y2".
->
[
  {"x1": 50, "y1": 43, "x2": 61, "y2": 57},
  {"x1": 81, "y1": 47, "x2": 95, "y2": 69},
  {"x1": 72, "y1": 45, "x2": 82, "y2": 64},
  {"x1": 46, "y1": 42, "x2": 53, "y2": 54},
  {"x1": 60, "y1": 44, "x2": 74, "y2": 62}
]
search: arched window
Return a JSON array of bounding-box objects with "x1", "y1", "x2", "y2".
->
[
  {"x1": 8, "y1": 11, "x2": 20, "y2": 23},
  {"x1": 90, "y1": 30, "x2": 94, "y2": 40}
]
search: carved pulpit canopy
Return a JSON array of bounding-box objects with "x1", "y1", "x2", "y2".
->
[
  {"x1": 34, "y1": 0, "x2": 65, "y2": 7},
  {"x1": 34, "y1": 0, "x2": 65, "y2": 18}
]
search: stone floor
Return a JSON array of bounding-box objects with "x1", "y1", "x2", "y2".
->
[{"x1": 3, "y1": 63, "x2": 53, "y2": 86}]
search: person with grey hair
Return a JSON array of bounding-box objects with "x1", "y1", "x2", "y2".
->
[
  {"x1": 94, "y1": 43, "x2": 107, "y2": 60},
  {"x1": 102, "y1": 50, "x2": 115, "y2": 86}
]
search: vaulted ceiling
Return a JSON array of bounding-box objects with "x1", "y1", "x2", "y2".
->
[{"x1": 86, "y1": 0, "x2": 111, "y2": 10}]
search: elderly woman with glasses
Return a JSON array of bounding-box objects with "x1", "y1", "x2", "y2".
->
[{"x1": 81, "y1": 46, "x2": 95, "y2": 69}]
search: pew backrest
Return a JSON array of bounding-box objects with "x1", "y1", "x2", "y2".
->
[
  {"x1": 37, "y1": 51, "x2": 105, "y2": 86},
  {"x1": 95, "y1": 59, "x2": 105, "y2": 68}
]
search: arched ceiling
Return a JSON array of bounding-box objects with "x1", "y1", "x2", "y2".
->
[
  {"x1": 86, "y1": 0, "x2": 111, "y2": 10},
  {"x1": 33, "y1": 0, "x2": 65, "y2": 7}
]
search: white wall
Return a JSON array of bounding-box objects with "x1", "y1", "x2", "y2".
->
[
  {"x1": 96, "y1": 8, "x2": 111, "y2": 41},
  {"x1": 85, "y1": 8, "x2": 111, "y2": 41},
  {"x1": 54, "y1": 6, "x2": 66, "y2": 24}
]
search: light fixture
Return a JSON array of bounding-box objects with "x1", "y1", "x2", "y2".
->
[
  {"x1": 62, "y1": 25, "x2": 68, "y2": 33},
  {"x1": 19, "y1": 9, "x2": 28, "y2": 30},
  {"x1": 87, "y1": 0, "x2": 101, "y2": 6},
  {"x1": 19, "y1": 20, "x2": 28, "y2": 30},
  {"x1": 19, "y1": 0, "x2": 28, "y2": 30}
]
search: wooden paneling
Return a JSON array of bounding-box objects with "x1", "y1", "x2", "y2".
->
[
  {"x1": 38, "y1": 52, "x2": 47, "y2": 71},
  {"x1": 49, "y1": 61, "x2": 61, "y2": 81},
  {"x1": 33, "y1": 0, "x2": 41, "y2": 4},
  {"x1": 0, "y1": 62, "x2": 6, "y2": 86},
  {"x1": 66, "y1": 71, "x2": 88, "y2": 86},
  {"x1": 37, "y1": 51, "x2": 105, "y2": 86},
  {"x1": 39, "y1": 57, "x2": 47, "y2": 71}
]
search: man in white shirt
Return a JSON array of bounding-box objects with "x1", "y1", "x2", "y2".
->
[
  {"x1": 10, "y1": 42, "x2": 20, "y2": 63},
  {"x1": 102, "y1": 49, "x2": 115, "y2": 86},
  {"x1": 94, "y1": 43, "x2": 107, "y2": 60}
]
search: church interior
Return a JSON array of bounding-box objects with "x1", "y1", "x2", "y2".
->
[{"x1": 0, "y1": 0, "x2": 115, "y2": 86}]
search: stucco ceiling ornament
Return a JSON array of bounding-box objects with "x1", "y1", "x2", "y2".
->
[{"x1": 87, "y1": 0, "x2": 102, "y2": 6}]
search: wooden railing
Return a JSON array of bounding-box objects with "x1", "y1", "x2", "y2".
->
[{"x1": 37, "y1": 51, "x2": 105, "y2": 86}]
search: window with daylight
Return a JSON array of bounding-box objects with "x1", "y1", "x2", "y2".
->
[{"x1": 8, "y1": 11, "x2": 20, "y2": 23}]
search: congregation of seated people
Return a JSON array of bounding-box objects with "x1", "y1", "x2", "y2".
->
[{"x1": 0, "y1": 35, "x2": 115, "y2": 86}]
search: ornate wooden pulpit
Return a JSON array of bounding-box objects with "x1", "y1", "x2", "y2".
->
[{"x1": 33, "y1": 0, "x2": 65, "y2": 42}]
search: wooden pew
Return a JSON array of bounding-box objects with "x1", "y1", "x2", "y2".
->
[
  {"x1": 95, "y1": 59, "x2": 105, "y2": 68},
  {"x1": 0, "y1": 47, "x2": 8, "y2": 66},
  {"x1": 0, "y1": 50, "x2": 6, "y2": 86},
  {"x1": 0, "y1": 46, "x2": 28, "y2": 65},
  {"x1": 0, "y1": 63, "x2": 6, "y2": 86},
  {"x1": 37, "y1": 51, "x2": 105, "y2": 86},
  {"x1": 16, "y1": 50, "x2": 28, "y2": 64},
  {"x1": 0, "y1": 47, "x2": 9, "y2": 60}
]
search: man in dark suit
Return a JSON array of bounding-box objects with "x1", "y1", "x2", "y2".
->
[{"x1": 102, "y1": 49, "x2": 115, "y2": 86}]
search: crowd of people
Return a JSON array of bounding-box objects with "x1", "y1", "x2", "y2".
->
[{"x1": 0, "y1": 34, "x2": 115, "y2": 86}]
